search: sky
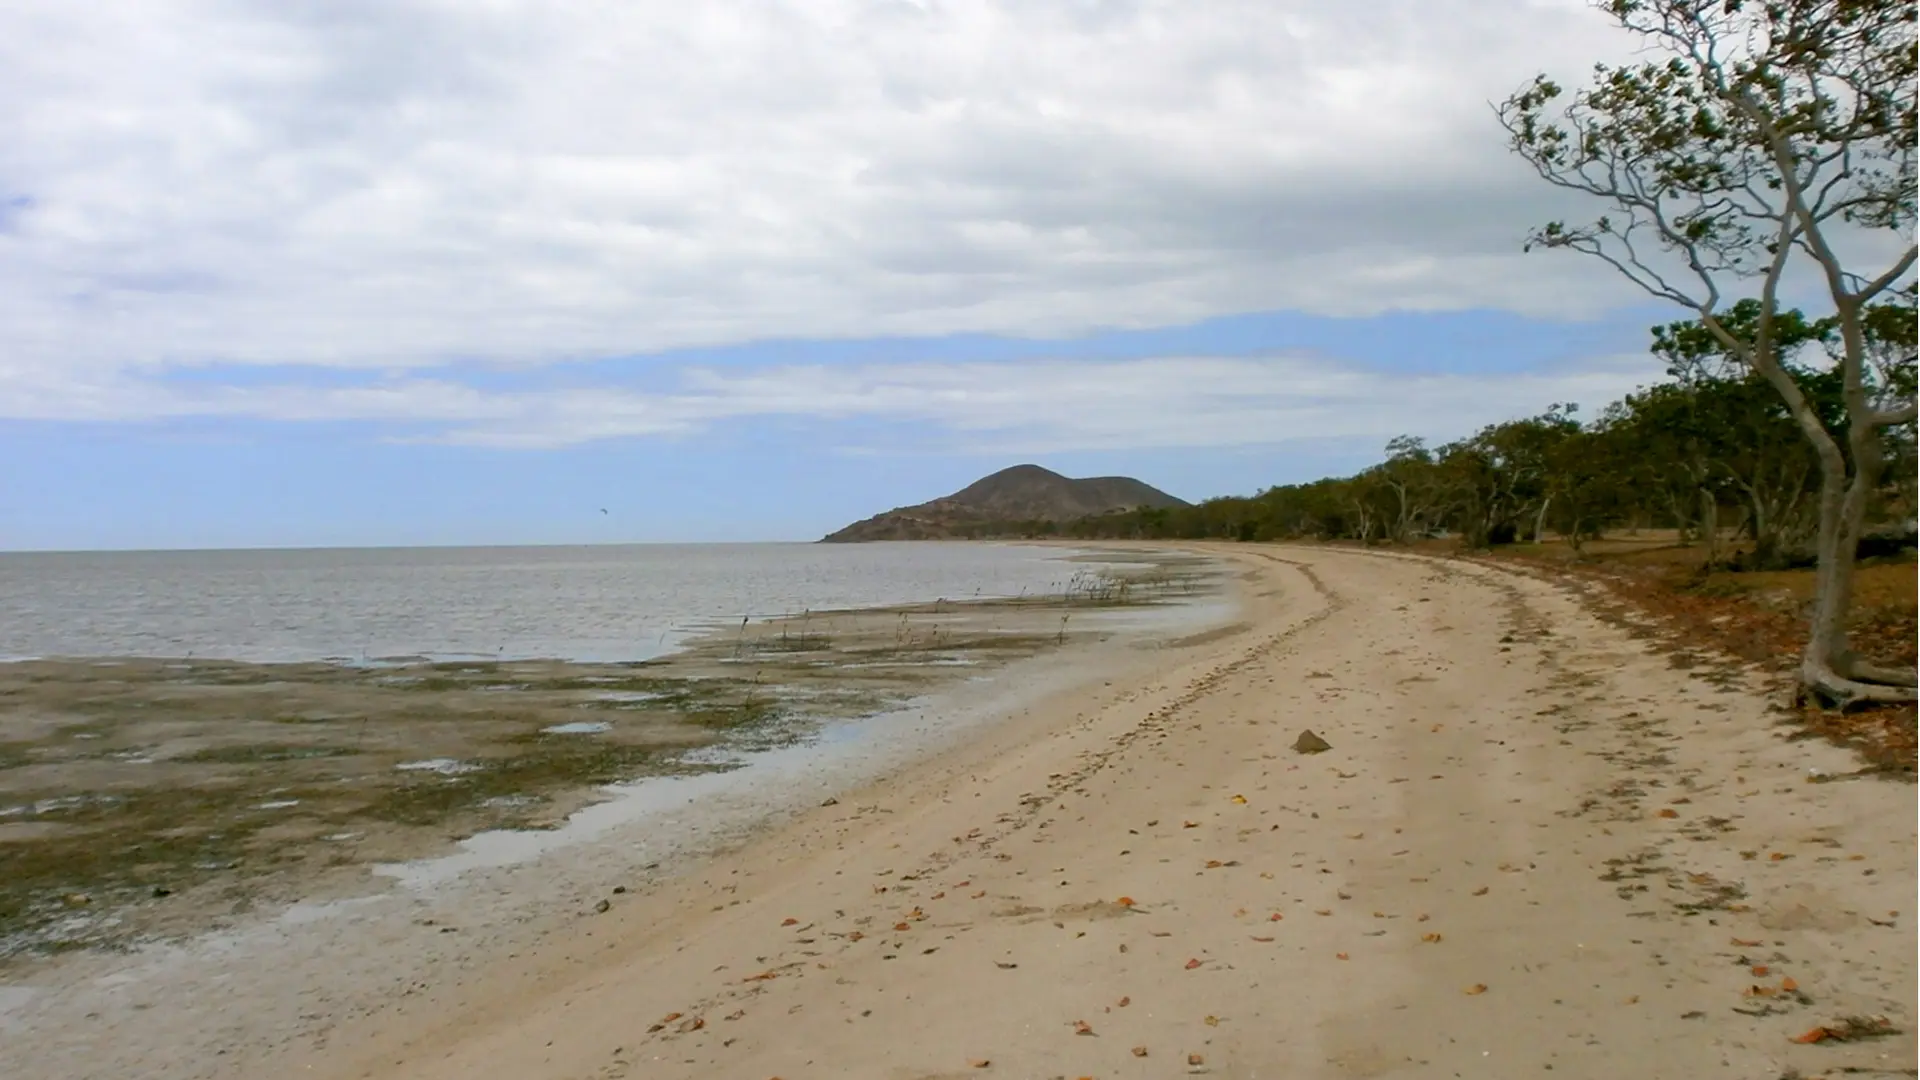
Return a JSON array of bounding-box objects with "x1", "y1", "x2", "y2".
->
[{"x1": 0, "y1": 0, "x2": 1803, "y2": 549}]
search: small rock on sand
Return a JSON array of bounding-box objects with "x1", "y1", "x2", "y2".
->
[{"x1": 1292, "y1": 729, "x2": 1332, "y2": 754}]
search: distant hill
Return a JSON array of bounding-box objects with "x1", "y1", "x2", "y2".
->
[{"x1": 821, "y1": 464, "x2": 1187, "y2": 542}]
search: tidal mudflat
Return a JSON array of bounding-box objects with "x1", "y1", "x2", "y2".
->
[{"x1": 0, "y1": 553, "x2": 1215, "y2": 961}]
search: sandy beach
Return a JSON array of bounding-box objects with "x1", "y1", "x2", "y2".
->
[{"x1": 7, "y1": 543, "x2": 1914, "y2": 1079}]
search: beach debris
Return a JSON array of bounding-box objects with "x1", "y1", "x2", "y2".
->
[
  {"x1": 1072, "y1": 1020, "x2": 1095, "y2": 1036},
  {"x1": 593, "y1": 898, "x2": 611, "y2": 914},
  {"x1": 1132, "y1": 1045, "x2": 1150, "y2": 1057},
  {"x1": 1188, "y1": 1052, "x2": 1206, "y2": 1065},
  {"x1": 820, "y1": 797, "x2": 838, "y2": 807},
  {"x1": 1292, "y1": 729, "x2": 1332, "y2": 754},
  {"x1": 1463, "y1": 983, "x2": 1488, "y2": 995},
  {"x1": 1790, "y1": 1016, "x2": 1900, "y2": 1044},
  {"x1": 969, "y1": 1059, "x2": 991, "y2": 1069},
  {"x1": 1184, "y1": 958, "x2": 1203, "y2": 969}
]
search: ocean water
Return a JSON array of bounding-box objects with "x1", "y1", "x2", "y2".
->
[{"x1": 0, "y1": 542, "x2": 1133, "y2": 664}]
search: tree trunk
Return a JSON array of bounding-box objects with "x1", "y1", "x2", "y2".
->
[
  {"x1": 1700, "y1": 489, "x2": 1720, "y2": 568},
  {"x1": 1533, "y1": 497, "x2": 1553, "y2": 545},
  {"x1": 1799, "y1": 424, "x2": 1918, "y2": 706}
]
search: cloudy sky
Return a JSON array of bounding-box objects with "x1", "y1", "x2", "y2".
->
[{"x1": 3, "y1": 0, "x2": 1701, "y2": 548}]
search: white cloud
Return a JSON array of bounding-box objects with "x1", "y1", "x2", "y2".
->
[
  {"x1": 0, "y1": 351, "x2": 1666, "y2": 453},
  {"x1": 0, "y1": 0, "x2": 1655, "y2": 396}
]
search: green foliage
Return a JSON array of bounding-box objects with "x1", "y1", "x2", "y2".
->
[{"x1": 993, "y1": 302, "x2": 1913, "y2": 557}]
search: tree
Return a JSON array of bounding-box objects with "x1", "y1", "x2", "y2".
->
[
  {"x1": 1375, "y1": 436, "x2": 1446, "y2": 542},
  {"x1": 1653, "y1": 301, "x2": 1839, "y2": 566},
  {"x1": 1499, "y1": 0, "x2": 1918, "y2": 704}
]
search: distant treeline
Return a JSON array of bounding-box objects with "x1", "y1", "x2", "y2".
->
[{"x1": 974, "y1": 301, "x2": 1918, "y2": 569}]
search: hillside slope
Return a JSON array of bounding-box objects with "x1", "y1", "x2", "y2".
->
[{"x1": 821, "y1": 464, "x2": 1186, "y2": 542}]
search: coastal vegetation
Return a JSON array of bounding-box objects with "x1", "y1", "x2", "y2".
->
[{"x1": 939, "y1": 0, "x2": 1918, "y2": 714}]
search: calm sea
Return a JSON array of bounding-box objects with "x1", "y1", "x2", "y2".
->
[{"x1": 0, "y1": 542, "x2": 1124, "y2": 664}]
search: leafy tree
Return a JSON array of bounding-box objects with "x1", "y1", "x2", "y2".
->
[{"x1": 1499, "y1": 0, "x2": 1917, "y2": 704}]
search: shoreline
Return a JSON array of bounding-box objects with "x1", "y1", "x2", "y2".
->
[
  {"x1": 0, "y1": 546, "x2": 1246, "y2": 1078},
  {"x1": 301, "y1": 543, "x2": 1913, "y2": 1080},
  {"x1": 10, "y1": 542, "x2": 1908, "y2": 1079}
]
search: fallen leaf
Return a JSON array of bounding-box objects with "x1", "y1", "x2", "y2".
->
[
  {"x1": 931, "y1": 891, "x2": 946, "y2": 900},
  {"x1": 1781, "y1": 977, "x2": 1799, "y2": 992},
  {"x1": 971, "y1": 890, "x2": 987, "y2": 899},
  {"x1": 1250, "y1": 935, "x2": 1275, "y2": 942},
  {"x1": 994, "y1": 961, "x2": 1018, "y2": 969},
  {"x1": 1623, "y1": 995, "x2": 1639, "y2": 1005},
  {"x1": 1790, "y1": 1028, "x2": 1828, "y2": 1044},
  {"x1": 1073, "y1": 1020, "x2": 1095, "y2": 1036},
  {"x1": 1421, "y1": 933, "x2": 1443, "y2": 943},
  {"x1": 1116, "y1": 896, "x2": 1136, "y2": 907},
  {"x1": 1185, "y1": 958, "x2": 1203, "y2": 970},
  {"x1": 1314, "y1": 909, "x2": 1332, "y2": 916},
  {"x1": 1131, "y1": 1045, "x2": 1149, "y2": 1057},
  {"x1": 1471, "y1": 886, "x2": 1489, "y2": 897},
  {"x1": 780, "y1": 917, "x2": 799, "y2": 926},
  {"x1": 1751, "y1": 965, "x2": 1770, "y2": 976},
  {"x1": 1205, "y1": 860, "x2": 1224, "y2": 868},
  {"x1": 1188, "y1": 1053, "x2": 1206, "y2": 1066},
  {"x1": 1231, "y1": 794, "x2": 1247, "y2": 804},
  {"x1": 1204, "y1": 1015, "x2": 1220, "y2": 1027},
  {"x1": 1769, "y1": 852, "x2": 1789, "y2": 861},
  {"x1": 1183, "y1": 821, "x2": 1200, "y2": 828},
  {"x1": 1335, "y1": 952, "x2": 1349, "y2": 960},
  {"x1": 676, "y1": 1016, "x2": 705, "y2": 1034},
  {"x1": 1268, "y1": 912, "x2": 1284, "y2": 922},
  {"x1": 1151, "y1": 931, "x2": 1173, "y2": 937},
  {"x1": 847, "y1": 930, "x2": 864, "y2": 942},
  {"x1": 969, "y1": 1059, "x2": 991, "y2": 1069},
  {"x1": 893, "y1": 922, "x2": 911, "y2": 932},
  {"x1": 1731, "y1": 937, "x2": 1762, "y2": 947},
  {"x1": 1117, "y1": 996, "x2": 1130, "y2": 1007},
  {"x1": 1463, "y1": 984, "x2": 1488, "y2": 995},
  {"x1": 742, "y1": 971, "x2": 778, "y2": 982},
  {"x1": 1417, "y1": 913, "x2": 1431, "y2": 922},
  {"x1": 1657, "y1": 809, "x2": 1679, "y2": 819}
]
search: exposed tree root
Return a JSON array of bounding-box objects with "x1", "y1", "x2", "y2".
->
[
  {"x1": 1800, "y1": 658, "x2": 1920, "y2": 710},
  {"x1": 1838, "y1": 655, "x2": 1920, "y2": 688}
]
